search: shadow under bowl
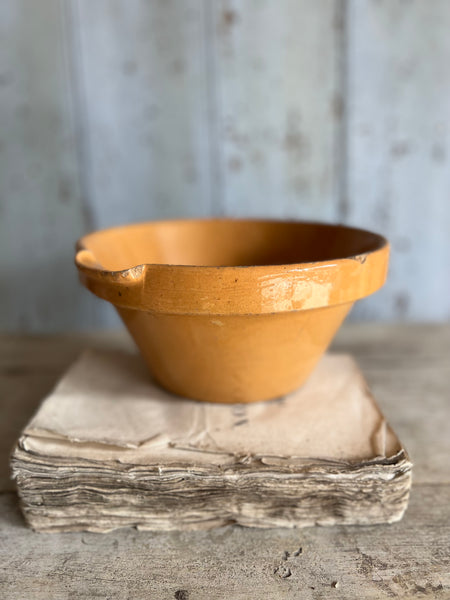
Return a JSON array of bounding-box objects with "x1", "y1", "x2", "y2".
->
[{"x1": 75, "y1": 219, "x2": 389, "y2": 403}]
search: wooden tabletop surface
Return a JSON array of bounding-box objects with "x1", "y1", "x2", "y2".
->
[{"x1": 0, "y1": 324, "x2": 449, "y2": 599}]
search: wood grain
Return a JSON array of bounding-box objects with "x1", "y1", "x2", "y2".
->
[
  {"x1": 0, "y1": 326, "x2": 449, "y2": 597},
  {"x1": 0, "y1": 486, "x2": 448, "y2": 599},
  {"x1": 345, "y1": 0, "x2": 450, "y2": 321},
  {"x1": 210, "y1": 0, "x2": 343, "y2": 219},
  {"x1": 1, "y1": 0, "x2": 449, "y2": 330},
  {"x1": 75, "y1": 0, "x2": 213, "y2": 227},
  {"x1": 0, "y1": 0, "x2": 102, "y2": 331},
  {"x1": 333, "y1": 323, "x2": 450, "y2": 485}
]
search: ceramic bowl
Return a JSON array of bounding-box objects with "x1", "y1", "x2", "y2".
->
[{"x1": 75, "y1": 219, "x2": 389, "y2": 403}]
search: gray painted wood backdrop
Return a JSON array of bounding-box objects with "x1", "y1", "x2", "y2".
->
[{"x1": 1, "y1": 0, "x2": 449, "y2": 331}]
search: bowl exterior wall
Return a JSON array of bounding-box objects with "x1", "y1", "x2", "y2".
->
[{"x1": 117, "y1": 303, "x2": 352, "y2": 403}]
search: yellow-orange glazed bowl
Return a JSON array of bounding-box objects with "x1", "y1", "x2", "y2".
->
[{"x1": 75, "y1": 219, "x2": 389, "y2": 403}]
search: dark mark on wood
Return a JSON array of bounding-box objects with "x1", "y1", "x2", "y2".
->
[
  {"x1": 228, "y1": 156, "x2": 242, "y2": 172},
  {"x1": 171, "y1": 59, "x2": 185, "y2": 75},
  {"x1": 394, "y1": 292, "x2": 410, "y2": 317},
  {"x1": 122, "y1": 60, "x2": 137, "y2": 76},
  {"x1": 374, "y1": 202, "x2": 390, "y2": 229},
  {"x1": 283, "y1": 130, "x2": 310, "y2": 158},
  {"x1": 274, "y1": 565, "x2": 292, "y2": 579},
  {"x1": 415, "y1": 585, "x2": 427, "y2": 594},
  {"x1": 431, "y1": 143, "x2": 446, "y2": 163},
  {"x1": 332, "y1": 93, "x2": 344, "y2": 120},
  {"x1": 357, "y1": 551, "x2": 388, "y2": 577},
  {"x1": 390, "y1": 141, "x2": 411, "y2": 158},
  {"x1": 222, "y1": 10, "x2": 238, "y2": 28},
  {"x1": 58, "y1": 179, "x2": 71, "y2": 204}
]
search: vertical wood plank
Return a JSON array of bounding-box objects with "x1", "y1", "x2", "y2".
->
[
  {"x1": 2, "y1": 0, "x2": 449, "y2": 329},
  {"x1": 346, "y1": 0, "x2": 450, "y2": 321},
  {"x1": 75, "y1": 0, "x2": 213, "y2": 227},
  {"x1": 0, "y1": 0, "x2": 102, "y2": 332},
  {"x1": 210, "y1": 0, "x2": 343, "y2": 220}
]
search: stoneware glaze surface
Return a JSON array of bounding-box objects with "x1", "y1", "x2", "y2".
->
[{"x1": 75, "y1": 219, "x2": 389, "y2": 403}]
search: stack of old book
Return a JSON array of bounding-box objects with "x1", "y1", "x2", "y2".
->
[{"x1": 11, "y1": 349, "x2": 412, "y2": 532}]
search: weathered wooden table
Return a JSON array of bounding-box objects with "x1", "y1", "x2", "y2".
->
[{"x1": 0, "y1": 325, "x2": 449, "y2": 599}]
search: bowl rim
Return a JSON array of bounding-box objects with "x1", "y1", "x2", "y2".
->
[
  {"x1": 76, "y1": 217, "x2": 388, "y2": 267},
  {"x1": 75, "y1": 218, "x2": 390, "y2": 315}
]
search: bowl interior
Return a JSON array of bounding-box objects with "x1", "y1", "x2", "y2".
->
[{"x1": 79, "y1": 220, "x2": 386, "y2": 271}]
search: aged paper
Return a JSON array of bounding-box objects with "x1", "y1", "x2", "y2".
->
[{"x1": 12, "y1": 350, "x2": 411, "y2": 532}]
